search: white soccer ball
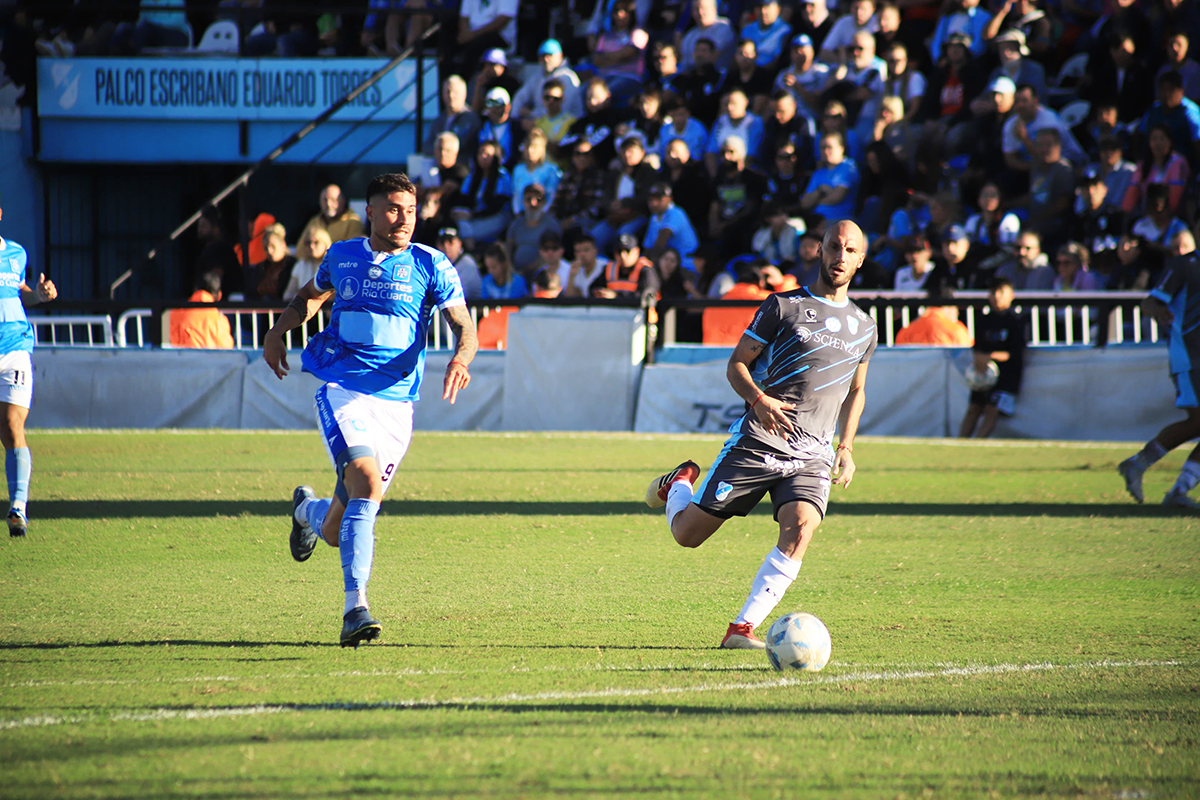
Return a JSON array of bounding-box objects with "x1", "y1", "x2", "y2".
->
[
  {"x1": 765, "y1": 611, "x2": 832, "y2": 673},
  {"x1": 964, "y1": 360, "x2": 1000, "y2": 391}
]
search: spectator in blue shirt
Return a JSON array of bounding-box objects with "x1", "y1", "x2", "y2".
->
[
  {"x1": 480, "y1": 243, "x2": 529, "y2": 300},
  {"x1": 511, "y1": 129, "x2": 563, "y2": 215},
  {"x1": 705, "y1": 89, "x2": 766, "y2": 175},
  {"x1": 741, "y1": 0, "x2": 792, "y2": 71},
  {"x1": 800, "y1": 131, "x2": 860, "y2": 227},
  {"x1": 657, "y1": 99, "x2": 710, "y2": 163},
  {"x1": 453, "y1": 140, "x2": 514, "y2": 249},
  {"x1": 644, "y1": 183, "x2": 700, "y2": 271},
  {"x1": 1139, "y1": 70, "x2": 1200, "y2": 170}
]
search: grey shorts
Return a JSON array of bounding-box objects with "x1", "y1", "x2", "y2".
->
[{"x1": 694, "y1": 440, "x2": 833, "y2": 521}]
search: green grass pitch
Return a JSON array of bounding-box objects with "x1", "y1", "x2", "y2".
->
[{"x1": 0, "y1": 430, "x2": 1197, "y2": 799}]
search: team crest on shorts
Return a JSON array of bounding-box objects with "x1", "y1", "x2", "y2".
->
[{"x1": 715, "y1": 481, "x2": 733, "y2": 501}]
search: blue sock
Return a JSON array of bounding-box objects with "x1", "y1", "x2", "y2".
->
[
  {"x1": 305, "y1": 497, "x2": 333, "y2": 544},
  {"x1": 340, "y1": 498, "x2": 380, "y2": 605},
  {"x1": 6, "y1": 447, "x2": 30, "y2": 508}
]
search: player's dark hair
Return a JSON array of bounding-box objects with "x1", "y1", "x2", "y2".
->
[
  {"x1": 366, "y1": 173, "x2": 416, "y2": 204},
  {"x1": 990, "y1": 277, "x2": 1014, "y2": 293}
]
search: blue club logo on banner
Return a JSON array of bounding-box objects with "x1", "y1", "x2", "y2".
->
[{"x1": 37, "y1": 57, "x2": 425, "y2": 121}]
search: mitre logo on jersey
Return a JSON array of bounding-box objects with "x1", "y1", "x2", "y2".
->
[
  {"x1": 368, "y1": 265, "x2": 383, "y2": 280},
  {"x1": 339, "y1": 277, "x2": 360, "y2": 299},
  {"x1": 825, "y1": 317, "x2": 842, "y2": 333},
  {"x1": 846, "y1": 315, "x2": 860, "y2": 335}
]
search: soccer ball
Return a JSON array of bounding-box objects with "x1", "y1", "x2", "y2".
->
[
  {"x1": 765, "y1": 611, "x2": 832, "y2": 673},
  {"x1": 964, "y1": 360, "x2": 1000, "y2": 391}
]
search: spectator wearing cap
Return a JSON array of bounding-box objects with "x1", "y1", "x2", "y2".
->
[
  {"x1": 478, "y1": 86, "x2": 523, "y2": 168},
  {"x1": 932, "y1": 224, "x2": 979, "y2": 290},
  {"x1": 661, "y1": 137, "x2": 715, "y2": 240},
  {"x1": 657, "y1": 98, "x2": 710, "y2": 166},
  {"x1": 996, "y1": 230, "x2": 1055, "y2": 290},
  {"x1": 592, "y1": 234, "x2": 659, "y2": 298},
  {"x1": 929, "y1": 0, "x2": 992, "y2": 61},
  {"x1": 644, "y1": 183, "x2": 700, "y2": 271},
  {"x1": 560, "y1": 77, "x2": 635, "y2": 170},
  {"x1": 551, "y1": 140, "x2": 607, "y2": 238},
  {"x1": 774, "y1": 34, "x2": 831, "y2": 121},
  {"x1": 709, "y1": 134, "x2": 770, "y2": 255},
  {"x1": 506, "y1": 184, "x2": 563, "y2": 277},
  {"x1": 986, "y1": 30, "x2": 1046, "y2": 103},
  {"x1": 533, "y1": 80, "x2": 579, "y2": 167},
  {"x1": 592, "y1": 135, "x2": 659, "y2": 254},
  {"x1": 672, "y1": 37, "x2": 726, "y2": 126},
  {"x1": 452, "y1": 140, "x2": 514, "y2": 249},
  {"x1": 1124, "y1": 124, "x2": 1191, "y2": 215},
  {"x1": 1137, "y1": 71, "x2": 1200, "y2": 171},
  {"x1": 893, "y1": 280, "x2": 973, "y2": 346},
  {"x1": 456, "y1": 0, "x2": 518, "y2": 76},
  {"x1": 916, "y1": 32, "x2": 987, "y2": 132},
  {"x1": 983, "y1": 0, "x2": 1052, "y2": 65},
  {"x1": 957, "y1": 76, "x2": 1015, "y2": 184},
  {"x1": 559, "y1": 233, "x2": 609, "y2": 298},
  {"x1": 1002, "y1": 84, "x2": 1087, "y2": 178},
  {"x1": 530, "y1": 231, "x2": 571, "y2": 282},
  {"x1": 679, "y1": 0, "x2": 737, "y2": 72},
  {"x1": 741, "y1": 0, "x2": 792, "y2": 71},
  {"x1": 1079, "y1": 32, "x2": 1152, "y2": 125},
  {"x1": 894, "y1": 236, "x2": 937, "y2": 291},
  {"x1": 435, "y1": 226, "x2": 483, "y2": 300},
  {"x1": 470, "y1": 49, "x2": 521, "y2": 115},
  {"x1": 425, "y1": 76, "x2": 482, "y2": 166},
  {"x1": 511, "y1": 129, "x2": 563, "y2": 216},
  {"x1": 1157, "y1": 34, "x2": 1200, "y2": 105},
  {"x1": 715, "y1": 39, "x2": 776, "y2": 118},
  {"x1": 820, "y1": 0, "x2": 879, "y2": 64},
  {"x1": 1071, "y1": 170, "x2": 1125, "y2": 281},
  {"x1": 752, "y1": 202, "x2": 804, "y2": 267},
  {"x1": 800, "y1": 131, "x2": 860, "y2": 230},
  {"x1": 511, "y1": 39, "x2": 585, "y2": 128},
  {"x1": 705, "y1": 89, "x2": 765, "y2": 176},
  {"x1": 792, "y1": 0, "x2": 834, "y2": 54}
]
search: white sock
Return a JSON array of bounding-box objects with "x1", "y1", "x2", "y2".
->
[
  {"x1": 1172, "y1": 460, "x2": 1200, "y2": 494},
  {"x1": 344, "y1": 589, "x2": 368, "y2": 615},
  {"x1": 735, "y1": 548, "x2": 802, "y2": 628},
  {"x1": 666, "y1": 480, "x2": 694, "y2": 528},
  {"x1": 294, "y1": 497, "x2": 310, "y2": 524}
]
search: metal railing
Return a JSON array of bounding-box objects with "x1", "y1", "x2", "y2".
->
[{"x1": 31, "y1": 315, "x2": 115, "y2": 347}]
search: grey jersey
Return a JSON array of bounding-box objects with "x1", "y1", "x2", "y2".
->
[
  {"x1": 738, "y1": 287, "x2": 878, "y2": 459},
  {"x1": 1151, "y1": 252, "x2": 1200, "y2": 375}
]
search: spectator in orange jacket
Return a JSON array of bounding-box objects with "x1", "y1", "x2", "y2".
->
[
  {"x1": 894, "y1": 279, "x2": 973, "y2": 346},
  {"x1": 233, "y1": 212, "x2": 277, "y2": 267},
  {"x1": 169, "y1": 271, "x2": 235, "y2": 349},
  {"x1": 702, "y1": 261, "x2": 776, "y2": 345}
]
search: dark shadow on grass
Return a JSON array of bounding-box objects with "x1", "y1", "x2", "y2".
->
[
  {"x1": 29, "y1": 500, "x2": 1192, "y2": 520},
  {"x1": 0, "y1": 640, "x2": 695, "y2": 652}
]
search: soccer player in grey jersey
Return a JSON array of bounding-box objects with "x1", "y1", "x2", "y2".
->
[
  {"x1": 646, "y1": 220, "x2": 877, "y2": 649},
  {"x1": 1119, "y1": 250, "x2": 1200, "y2": 508}
]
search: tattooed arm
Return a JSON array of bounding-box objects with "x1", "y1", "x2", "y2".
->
[
  {"x1": 442, "y1": 303, "x2": 478, "y2": 404},
  {"x1": 727, "y1": 334, "x2": 796, "y2": 437},
  {"x1": 263, "y1": 281, "x2": 334, "y2": 379}
]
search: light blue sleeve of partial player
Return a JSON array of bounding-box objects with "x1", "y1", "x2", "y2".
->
[
  {"x1": 429, "y1": 249, "x2": 466, "y2": 310},
  {"x1": 312, "y1": 250, "x2": 334, "y2": 293}
]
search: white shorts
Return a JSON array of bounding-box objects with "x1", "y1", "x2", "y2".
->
[
  {"x1": 314, "y1": 382, "x2": 413, "y2": 501},
  {"x1": 0, "y1": 351, "x2": 33, "y2": 409}
]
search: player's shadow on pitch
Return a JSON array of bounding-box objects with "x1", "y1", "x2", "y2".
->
[{"x1": 29, "y1": 500, "x2": 1192, "y2": 519}]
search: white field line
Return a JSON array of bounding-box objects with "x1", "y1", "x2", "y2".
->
[
  {"x1": 0, "y1": 659, "x2": 1183, "y2": 731},
  {"x1": 27, "y1": 429, "x2": 1138, "y2": 449}
]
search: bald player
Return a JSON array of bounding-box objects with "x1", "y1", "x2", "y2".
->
[{"x1": 645, "y1": 220, "x2": 877, "y2": 649}]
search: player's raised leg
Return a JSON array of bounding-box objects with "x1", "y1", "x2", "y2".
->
[
  {"x1": 0, "y1": 400, "x2": 31, "y2": 537},
  {"x1": 724, "y1": 499, "x2": 821, "y2": 650}
]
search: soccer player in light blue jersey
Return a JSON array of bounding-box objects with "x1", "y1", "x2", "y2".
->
[
  {"x1": 645, "y1": 221, "x2": 875, "y2": 649},
  {"x1": 0, "y1": 205, "x2": 57, "y2": 537},
  {"x1": 263, "y1": 174, "x2": 478, "y2": 647}
]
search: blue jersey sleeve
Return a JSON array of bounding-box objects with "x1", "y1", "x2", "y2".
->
[
  {"x1": 430, "y1": 249, "x2": 467, "y2": 309},
  {"x1": 313, "y1": 250, "x2": 334, "y2": 293}
]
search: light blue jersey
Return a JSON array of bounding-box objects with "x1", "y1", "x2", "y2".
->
[
  {"x1": 302, "y1": 238, "x2": 465, "y2": 402},
  {"x1": 0, "y1": 238, "x2": 33, "y2": 355}
]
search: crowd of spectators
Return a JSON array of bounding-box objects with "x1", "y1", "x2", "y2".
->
[{"x1": 8, "y1": 0, "x2": 1200, "y2": 344}]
